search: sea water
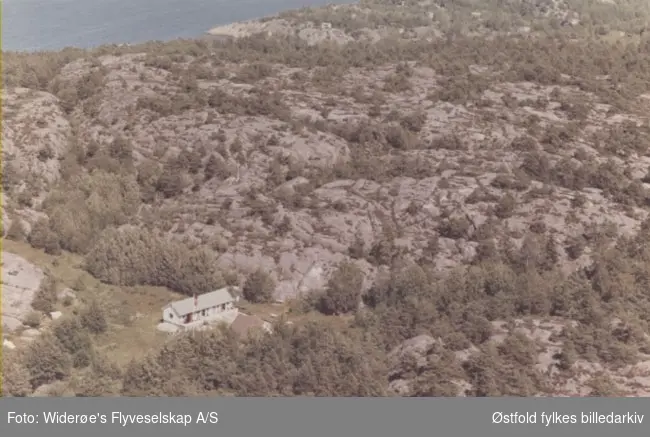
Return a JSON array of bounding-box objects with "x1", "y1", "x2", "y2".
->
[{"x1": 2, "y1": 0, "x2": 348, "y2": 52}]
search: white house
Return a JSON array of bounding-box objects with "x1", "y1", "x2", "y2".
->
[{"x1": 161, "y1": 287, "x2": 239, "y2": 330}]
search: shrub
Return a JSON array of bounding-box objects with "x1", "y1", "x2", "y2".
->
[
  {"x1": 28, "y1": 219, "x2": 60, "y2": 254},
  {"x1": 520, "y1": 151, "x2": 550, "y2": 181},
  {"x1": 53, "y1": 317, "x2": 93, "y2": 356},
  {"x1": 494, "y1": 194, "x2": 517, "y2": 219},
  {"x1": 400, "y1": 110, "x2": 427, "y2": 133},
  {"x1": 420, "y1": 234, "x2": 441, "y2": 263},
  {"x1": 383, "y1": 72, "x2": 412, "y2": 92},
  {"x1": 156, "y1": 160, "x2": 187, "y2": 198},
  {"x1": 555, "y1": 340, "x2": 577, "y2": 371},
  {"x1": 438, "y1": 216, "x2": 471, "y2": 239},
  {"x1": 317, "y1": 262, "x2": 364, "y2": 315},
  {"x1": 136, "y1": 95, "x2": 172, "y2": 116},
  {"x1": 72, "y1": 350, "x2": 93, "y2": 369},
  {"x1": 24, "y1": 333, "x2": 71, "y2": 389},
  {"x1": 368, "y1": 233, "x2": 401, "y2": 266},
  {"x1": 2, "y1": 161, "x2": 22, "y2": 193},
  {"x1": 2, "y1": 354, "x2": 32, "y2": 397},
  {"x1": 121, "y1": 356, "x2": 168, "y2": 396},
  {"x1": 348, "y1": 235, "x2": 367, "y2": 259},
  {"x1": 6, "y1": 219, "x2": 27, "y2": 241},
  {"x1": 108, "y1": 136, "x2": 135, "y2": 168},
  {"x1": 497, "y1": 332, "x2": 537, "y2": 367},
  {"x1": 72, "y1": 368, "x2": 120, "y2": 396},
  {"x1": 79, "y1": 300, "x2": 108, "y2": 334},
  {"x1": 461, "y1": 313, "x2": 493, "y2": 345},
  {"x1": 565, "y1": 235, "x2": 587, "y2": 260},
  {"x1": 364, "y1": 263, "x2": 432, "y2": 309},
  {"x1": 37, "y1": 145, "x2": 56, "y2": 162},
  {"x1": 462, "y1": 347, "x2": 502, "y2": 396},
  {"x1": 242, "y1": 270, "x2": 276, "y2": 303},
  {"x1": 23, "y1": 311, "x2": 42, "y2": 328},
  {"x1": 235, "y1": 62, "x2": 274, "y2": 83},
  {"x1": 587, "y1": 374, "x2": 621, "y2": 396},
  {"x1": 385, "y1": 125, "x2": 416, "y2": 150},
  {"x1": 31, "y1": 277, "x2": 58, "y2": 314},
  {"x1": 204, "y1": 155, "x2": 231, "y2": 181}
]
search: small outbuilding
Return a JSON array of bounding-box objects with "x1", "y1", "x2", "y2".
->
[{"x1": 230, "y1": 313, "x2": 272, "y2": 338}]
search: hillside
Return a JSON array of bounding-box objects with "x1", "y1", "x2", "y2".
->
[{"x1": 3, "y1": 0, "x2": 650, "y2": 397}]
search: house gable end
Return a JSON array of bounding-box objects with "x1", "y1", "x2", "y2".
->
[{"x1": 163, "y1": 304, "x2": 183, "y2": 319}]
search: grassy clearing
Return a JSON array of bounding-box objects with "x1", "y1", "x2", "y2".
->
[
  {"x1": 238, "y1": 299, "x2": 353, "y2": 329},
  {"x1": 2, "y1": 240, "x2": 177, "y2": 366},
  {"x1": 2, "y1": 241, "x2": 347, "y2": 367}
]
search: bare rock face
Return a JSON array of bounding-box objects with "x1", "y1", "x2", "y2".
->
[
  {"x1": 8, "y1": 46, "x2": 650, "y2": 306},
  {"x1": 387, "y1": 334, "x2": 476, "y2": 397},
  {"x1": 30, "y1": 381, "x2": 70, "y2": 397},
  {"x1": 389, "y1": 335, "x2": 441, "y2": 366},
  {"x1": 1, "y1": 252, "x2": 45, "y2": 332},
  {"x1": 3, "y1": 88, "x2": 71, "y2": 184},
  {"x1": 387, "y1": 335, "x2": 442, "y2": 395},
  {"x1": 2, "y1": 339, "x2": 16, "y2": 350}
]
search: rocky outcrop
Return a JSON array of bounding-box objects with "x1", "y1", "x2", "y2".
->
[{"x1": 1, "y1": 252, "x2": 45, "y2": 332}]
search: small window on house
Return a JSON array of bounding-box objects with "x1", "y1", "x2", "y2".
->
[
  {"x1": 202, "y1": 309, "x2": 206, "y2": 317},
  {"x1": 169, "y1": 312, "x2": 173, "y2": 318}
]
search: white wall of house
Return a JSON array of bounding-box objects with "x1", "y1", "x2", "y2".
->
[
  {"x1": 193, "y1": 302, "x2": 235, "y2": 321},
  {"x1": 162, "y1": 307, "x2": 180, "y2": 325},
  {"x1": 162, "y1": 299, "x2": 238, "y2": 330}
]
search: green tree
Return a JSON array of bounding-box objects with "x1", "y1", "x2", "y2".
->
[
  {"x1": 53, "y1": 317, "x2": 93, "y2": 355},
  {"x1": 242, "y1": 270, "x2": 276, "y2": 303},
  {"x1": 317, "y1": 262, "x2": 364, "y2": 315},
  {"x1": 79, "y1": 300, "x2": 108, "y2": 334},
  {"x1": 2, "y1": 355, "x2": 32, "y2": 397},
  {"x1": 85, "y1": 227, "x2": 224, "y2": 295},
  {"x1": 24, "y1": 334, "x2": 71, "y2": 389},
  {"x1": 31, "y1": 277, "x2": 58, "y2": 314}
]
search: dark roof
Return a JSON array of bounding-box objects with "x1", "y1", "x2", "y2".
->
[{"x1": 230, "y1": 313, "x2": 267, "y2": 337}]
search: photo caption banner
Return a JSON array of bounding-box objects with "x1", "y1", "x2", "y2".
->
[{"x1": 1, "y1": 397, "x2": 648, "y2": 437}]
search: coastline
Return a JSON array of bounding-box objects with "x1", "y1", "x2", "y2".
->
[
  {"x1": 204, "y1": 2, "x2": 378, "y2": 46},
  {"x1": 206, "y1": 13, "x2": 302, "y2": 40},
  {"x1": 205, "y1": 2, "x2": 355, "y2": 40},
  {"x1": 206, "y1": 20, "x2": 272, "y2": 39},
  {"x1": 4, "y1": 0, "x2": 352, "y2": 52}
]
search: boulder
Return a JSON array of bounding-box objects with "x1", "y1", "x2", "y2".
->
[
  {"x1": 22, "y1": 328, "x2": 40, "y2": 338},
  {"x1": 2, "y1": 339, "x2": 16, "y2": 350}
]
